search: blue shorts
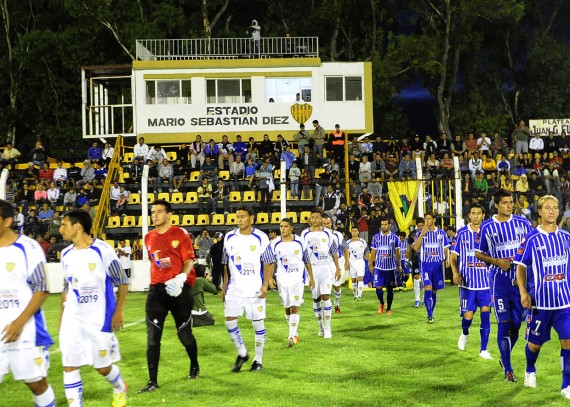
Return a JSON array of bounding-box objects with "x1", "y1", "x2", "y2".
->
[
  {"x1": 459, "y1": 287, "x2": 491, "y2": 316},
  {"x1": 525, "y1": 307, "x2": 570, "y2": 345},
  {"x1": 420, "y1": 262, "x2": 445, "y2": 290},
  {"x1": 374, "y1": 269, "x2": 395, "y2": 288},
  {"x1": 401, "y1": 260, "x2": 411, "y2": 275},
  {"x1": 490, "y1": 271, "x2": 527, "y2": 325}
]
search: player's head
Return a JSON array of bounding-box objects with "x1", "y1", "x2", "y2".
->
[
  {"x1": 350, "y1": 226, "x2": 359, "y2": 238},
  {"x1": 468, "y1": 204, "x2": 485, "y2": 226},
  {"x1": 194, "y1": 264, "x2": 207, "y2": 278},
  {"x1": 415, "y1": 217, "x2": 424, "y2": 230},
  {"x1": 380, "y1": 218, "x2": 390, "y2": 233},
  {"x1": 424, "y1": 212, "x2": 436, "y2": 227},
  {"x1": 321, "y1": 213, "x2": 332, "y2": 229},
  {"x1": 119, "y1": 239, "x2": 126, "y2": 247},
  {"x1": 537, "y1": 195, "x2": 559, "y2": 225},
  {"x1": 280, "y1": 218, "x2": 294, "y2": 237},
  {"x1": 60, "y1": 209, "x2": 92, "y2": 240},
  {"x1": 151, "y1": 199, "x2": 172, "y2": 227},
  {"x1": 493, "y1": 189, "x2": 514, "y2": 217},
  {"x1": 0, "y1": 199, "x2": 15, "y2": 231},
  {"x1": 309, "y1": 210, "x2": 323, "y2": 227},
  {"x1": 236, "y1": 206, "x2": 254, "y2": 231}
]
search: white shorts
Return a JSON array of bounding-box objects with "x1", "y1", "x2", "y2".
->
[
  {"x1": 312, "y1": 265, "x2": 332, "y2": 298},
  {"x1": 0, "y1": 346, "x2": 50, "y2": 383},
  {"x1": 224, "y1": 295, "x2": 266, "y2": 320},
  {"x1": 277, "y1": 280, "x2": 305, "y2": 308},
  {"x1": 59, "y1": 317, "x2": 121, "y2": 369},
  {"x1": 330, "y1": 257, "x2": 346, "y2": 287},
  {"x1": 349, "y1": 260, "x2": 366, "y2": 278}
]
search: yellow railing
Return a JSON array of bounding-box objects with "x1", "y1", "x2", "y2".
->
[{"x1": 92, "y1": 135, "x2": 124, "y2": 237}]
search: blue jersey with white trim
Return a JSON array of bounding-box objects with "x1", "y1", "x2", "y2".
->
[
  {"x1": 514, "y1": 226, "x2": 570, "y2": 310},
  {"x1": 415, "y1": 228, "x2": 449, "y2": 263},
  {"x1": 370, "y1": 232, "x2": 400, "y2": 270},
  {"x1": 450, "y1": 224, "x2": 488, "y2": 290},
  {"x1": 475, "y1": 214, "x2": 532, "y2": 280}
]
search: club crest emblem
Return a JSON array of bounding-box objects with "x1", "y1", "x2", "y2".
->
[
  {"x1": 88, "y1": 263, "x2": 96, "y2": 271},
  {"x1": 99, "y1": 350, "x2": 107, "y2": 358},
  {"x1": 290, "y1": 103, "x2": 312, "y2": 125},
  {"x1": 257, "y1": 306, "x2": 263, "y2": 312},
  {"x1": 5, "y1": 263, "x2": 14, "y2": 272},
  {"x1": 34, "y1": 357, "x2": 43, "y2": 366},
  {"x1": 250, "y1": 245, "x2": 256, "y2": 252},
  {"x1": 294, "y1": 250, "x2": 299, "y2": 255}
]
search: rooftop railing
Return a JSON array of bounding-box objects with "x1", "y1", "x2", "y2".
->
[{"x1": 136, "y1": 37, "x2": 319, "y2": 61}]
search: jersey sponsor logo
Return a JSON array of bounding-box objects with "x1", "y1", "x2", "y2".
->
[
  {"x1": 88, "y1": 263, "x2": 96, "y2": 271},
  {"x1": 172, "y1": 240, "x2": 180, "y2": 248},
  {"x1": 544, "y1": 273, "x2": 566, "y2": 282},
  {"x1": 5, "y1": 262, "x2": 14, "y2": 272}
]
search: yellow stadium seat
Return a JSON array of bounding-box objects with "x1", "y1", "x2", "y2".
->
[
  {"x1": 196, "y1": 214, "x2": 210, "y2": 225},
  {"x1": 157, "y1": 192, "x2": 170, "y2": 202},
  {"x1": 314, "y1": 168, "x2": 325, "y2": 178},
  {"x1": 128, "y1": 193, "x2": 141, "y2": 204},
  {"x1": 137, "y1": 216, "x2": 152, "y2": 227},
  {"x1": 286, "y1": 211, "x2": 298, "y2": 223},
  {"x1": 170, "y1": 215, "x2": 180, "y2": 225},
  {"x1": 229, "y1": 191, "x2": 241, "y2": 203},
  {"x1": 122, "y1": 216, "x2": 136, "y2": 228},
  {"x1": 270, "y1": 212, "x2": 282, "y2": 224},
  {"x1": 123, "y1": 152, "x2": 134, "y2": 162},
  {"x1": 181, "y1": 214, "x2": 195, "y2": 226},
  {"x1": 185, "y1": 192, "x2": 198, "y2": 204},
  {"x1": 273, "y1": 168, "x2": 281, "y2": 179},
  {"x1": 107, "y1": 216, "x2": 120, "y2": 228},
  {"x1": 300, "y1": 190, "x2": 313, "y2": 201},
  {"x1": 105, "y1": 239, "x2": 116, "y2": 247},
  {"x1": 167, "y1": 151, "x2": 177, "y2": 161},
  {"x1": 147, "y1": 193, "x2": 155, "y2": 204},
  {"x1": 226, "y1": 213, "x2": 237, "y2": 225},
  {"x1": 242, "y1": 191, "x2": 255, "y2": 202},
  {"x1": 189, "y1": 171, "x2": 200, "y2": 181},
  {"x1": 299, "y1": 211, "x2": 311, "y2": 224},
  {"x1": 171, "y1": 192, "x2": 183, "y2": 204},
  {"x1": 271, "y1": 190, "x2": 281, "y2": 201},
  {"x1": 256, "y1": 212, "x2": 268, "y2": 224},
  {"x1": 219, "y1": 170, "x2": 230, "y2": 181},
  {"x1": 212, "y1": 214, "x2": 225, "y2": 225}
]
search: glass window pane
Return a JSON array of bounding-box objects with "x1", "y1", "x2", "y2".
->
[
  {"x1": 157, "y1": 80, "x2": 180, "y2": 104},
  {"x1": 218, "y1": 79, "x2": 241, "y2": 103},
  {"x1": 242, "y1": 79, "x2": 252, "y2": 103},
  {"x1": 181, "y1": 80, "x2": 191, "y2": 104},
  {"x1": 146, "y1": 81, "x2": 156, "y2": 104},
  {"x1": 345, "y1": 76, "x2": 362, "y2": 101},
  {"x1": 326, "y1": 77, "x2": 343, "y2": 101},
  {"x1": 206, "y1": 80, "x2": 216, "y2": 103}
]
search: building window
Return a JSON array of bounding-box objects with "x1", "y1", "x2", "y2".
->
[
  {"x1": 325, "y1": 76, "x2": 362, "y2": 101},
  {"x1": 265, "y1": 78, "x2": 312, "y2": 103},
  {"x1": 207, "y1": 79, "x2": 252, "y2": 103},
  {"x1": 145, "y1": 80, "x2": 191, "y2": 104}
]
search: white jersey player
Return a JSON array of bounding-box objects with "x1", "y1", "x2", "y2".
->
[
  {"x1": 345, "y1": 226, "x2": 369, "y2": 300},
  {"x1": 322, "y1": 215, "x2": 346, "y2": 314},
  {"x1": 300, "y1": 210, "x2": 341, "y2": 339},
  {"x1": 0, "y1": 199, "x2": 56, "y2": 407},
  {"x1": 267, "y1": 218, "x2": 314, "y2": 347},
  {"x1": 59, "y1": 210, "x2": 129, "y2": 407}
]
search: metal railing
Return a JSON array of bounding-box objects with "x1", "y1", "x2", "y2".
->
[{"x1": 136, "y1": 37, "x2": 319, "y2": 60}]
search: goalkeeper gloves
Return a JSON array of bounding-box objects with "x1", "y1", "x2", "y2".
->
[{"x1": 165, "y1": 273, "x2": 187, "y2": 297}]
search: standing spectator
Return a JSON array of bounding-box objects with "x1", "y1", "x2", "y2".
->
[
  {"x1": 289, "y1": 161, "x2": 301, "y2": 199},
  {"x1": 256, "y1": 159, "x2": 273, "y2": 212},
  {"x1": 321, "y1": 184, "x2": 340, "y2": 221},
  {"x1": 189, "y1": 135, "x2": 206, "y2": 170},
  {"x1": 31, "y1": 141, "x2": 46, "y2": 168},
  {"x1": 116, "y1": 240, "x2": 132, "y2": 280},
  {"x1": 53, "y1": 161, "x2": 68, "y2": 188},
  {"x1": 38, "y1": 163, "x2": 54, "y2": 183},
  {"x1": 101, "y1": 142, "x2": 114, "y2": 167},
  {"x1": 301, "y1": 145, "x2": 316, "y2": 178},
  {"x1": 511, "y1": 120, "x2": 531, "y2": 155},
  {"x1": 295, "y1": 124, "x2": 311, "y2": 162},
  {"x1": 156, "y1": 158, "x2": 174, "y2": 192},
  {"x1": 197, "y1": 178, "x2": 213, "y2": 215},
  {"x1": 212, "y1": 179, "x2": 231, "y2": 215},
  {"x1": 172, "y1": 158, "x2": 187, "y2": 192},
  {"x1": 147, "y1": 145, "x2": 167, "y2": 164},
  {"x1": 357, "y1": 208, "x2": 370, "y2": 243},
  {"x1": 249, "y1": 19, "x2": 261, "y2": 55},
  {"x1": 329, "y1": 124, "x2": 346, "y2": 165},
  {"x1": 87, "y1": 141, "x2": 102, "y2": 163},
  {"x1": 281, "y1": 145, "x2": 296, "y2": 173},
  {"x1": 130, "y1": 157, "x2": 143, "y2": 184},
  {"x1": 133, "y1": 137, "x2": 149, "y2": 162},
  {"x1": 218, "y1": 135, "x2": 234, "y2": 170},
  {"x1": 0, "y1": 141, "x2": 21, "y2": 166},
  {"x1": 233, "y1": 135, "x2": 248, "y2": 162},
  {"x1": 312, "y1": 120, "x2": 326, "y2": 159},
  {"x1": 300, "y1": 168, "x2": 312, "y2": 200},
  {"x1": 205, "y1": 138, "x2": 220, "y2": 161},
  {"x1": 209, "y1": 231, "x2": 224, "y2": 289}
]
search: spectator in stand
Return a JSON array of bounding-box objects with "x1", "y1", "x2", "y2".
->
[
  {"x1": 172, "y1": 158, "x2": 187, "y2": 192},
  {"x1": 197, "y1": 177, "x2": 213, "y2": 214},
  {"x1": 34, "y1": 183, "x2": 47, "y2": 206},
  {"x1": 245, "y1": 158, "x2": 258, "y2": 189},
  {"x1": 439, "y1": 152, "x2": 453, "y2": 178},
  {"x1": 400, "y1": 138, "x2": 411, "y2": 157},
  {"x1": 426, "y1": 153, "x2": 440, "y2": 179},
  {"x1": 31, "y1": 141, "x2": 46, "y2": 168},
  {"x1": 218, "y1": 135, "x2": 234, "y2": 170},
  {"x1": 23, "y1": 208, "x2": 38, "y2": 236},
  {"x1": 370, "y1": 153, "x2": 386, "y2": 182},
  {"x1": 385, "y1": 154, "x2": 399, "y2": 180},
  {"x1": 357, "y1": 208, "x2": 370, "y2": 243},
  {"x1": 329, "y1": 124, "x2": 346, "y2": 165},
  {"x1": 130, "y1": 157, "x2": 143, "y2": 184},
  {"x1": 37, "y1": 203, "x2": 54, "y2": 233},
  {"x1": 464, "y1": 132, "x2": 478, "y2": 154},
  {"x1": 16, "y1": 183, "x2": 34, "y2": 215},
  {"x1": 205, "y1": 138, "x2": 220, "y2": 162},
  {"x1": 147, "y1": 144, "x2": 167, "y2": 164},
  {"x1": 48, "y1": 211, "x2": 62, "y2": 239},
  {"x1": 156, "y1": 158, "x2": 174, "y2": 192},
  {"x1": 258, "y1": 134, "x2": 273, "y2": 160},
  {"x1": 295, "y1": 124, "x2": 311, "y2": 163},
  {"x1": 326, "y1": 158, "x2": 340, "y2": 175},
  {"x1": 409, "y1": 134, "x2": 424, "y2": 159},
  {"x1": 468, "y1": 152, "x2": 483, "y2": 178},
  {"x1": 281, "y1": 145, "x2": 296, "y2": 173},
  {"x1": 501, "y1": 176, "x2": 515, "y2": 193},
  {"x1": 77, "y1": 160, "x2": 95, "y2": 189},
  {"x1": 529, "y1": 132, "x2": 544, "y2": 157},
  {"x1": 345, "y1": 153, "x2": 358, "y2": 181},
  {"x1": 398, "y1": 153, "x2": 417, "y2": 179},
  {"x1": 373, "y1": 134, "x2": 388, "y2": 159},
  {"x1": 490, "y1": 131, "x2": 509, "y2": 158},
  {"x1": 87, "y1": 141, "x2": 102, "y2": 163},
  {"x1": 311, "y1": 120, "x2": 327, "y2": 160},
  {"x1": 1, "y1": 141, "x2": 21, "y2": 167},
  {"x1": 273, "y1": 134, "x2": 290, "y2": 164},
  {"x1": 63, "y1": 186, "x2": 77, "y2": 210},
  {"x1": 75, "y1": 186, "x2": 89, "y2": 208},
  {"x1": 481, "y1": 155, "x2": 497, "y2": 173},
  {"x1": 301, "y1": 145, "x2": 317, "y2": 179},
  {"x1": 178, "y1": 143, "x2": 190, "y2": 166},
  {"x1": 289, "y1": 161, "x2": 301, "y2": 199},
  {"x1": 38, "y1": 163, "x2": 54, "y2": 183},
  {"x1": 497, "y1": 155, "x2": 511, "y2": 176},
  {"x1": 558, "y1": 131, "x2": 570, "y2": 152},
  {"x1": 438, "y1": 133, "x2": 452, "y2": 158},
  {"x1": 147, "y1": 160, "x2": 158, "y2": 191},
  {"x1": 532, "y1": 155, "x2": 544, "y2": 175},
  {"x1": 200, "y1": 155, "x2": 218, "y2": 185},
  {"x1": 511, "y1": 120, "x2": 531, "y2": 155},
  {"x1": 109, "y1": 181, "x2": 121, "y2": 211},
  {"x1": 88, "y1": 179, "x2": 102, "y2": 205},
  {"x1": 233, "y1": 135, "x2": 248, "y2": 163},
  {"x1": 368, "y1": 176, "x2": 383, "y2": 198},
  {"x1": 543, "y1": 132, "x2": 558, "y2": 155},
  {"x1": 528, "y1": 171, "x2": 547, "y2": 198},
  {"x1": 53, "y1": 161, "x2": 67, "y2": 188},
  {"x1": 358, "y1": 155, "x2": 372, "y2": 184},
  {"x1": 515, "y1": 173, "x2": 530, "y2": 198},
  {"x1": 476, "y1": 132, "x2": 491, "y2": 155},
  {"x1": 212, "y1": 179, "x2": 231, "y2": 215},
  {"x1": 473, "y1": 171, "x2": 488, "y2": 197},
  {"x1": 347, "y1": 135, "x2": 362, "y2": 159},
  {"x1": 115, "y1": 186, "x2": 129, "y2": 215},
  {"x1": 321, "y1": 184, "x2": 340, "y2": 221},
  {"x1": 92, "y1": 161, "x2": 108, "y2": 180},
  {"x1": 300, "y1": 168, "x2": 312, "y2": 200},
  {"x1": 423, "y1": 135, "x2": 437, "y2": 160},
  {"x1": 133, "y1": 137, "x2": 149, "y2": 162},
  {"x1": 82, "y1": 202, "x2": 96, "y2": 221},
  {"x1": 189, "y1": 135, "x2": 206, "y2": 169},
  {"x1": 46, "y1": 181, "x2": 60, "y2": 209},
  {"x1": 358, "y1": 186, "x2": 372, "y2": 210},
  {"x1": 256, "y1": 159, "x2": 273, "y2": 212},
  {"x1": 229, "y1": 154, "x2": 245, "y2": 188},
  {"x1": 359, "y1": 136, "x2": 374, "y2": 160},
  {"x1": 66, "y1": 162, "x2": 81, "y2": 187},
  {"x1": 101, "y1": 142, "x2": 114, "y2": 167}
]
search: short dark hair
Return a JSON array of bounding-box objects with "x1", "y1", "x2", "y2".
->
[
  {"x1": 236, "y1": 206, "x2": 255, "y2": 217},
  {"x1": 0, "y1": 199, "x2": 14, "y2": 221},
  {"x1": 415, "y1": 217, "x2": 425, "y2": 224},
  {"x1": 63, "y1": 209, "x2": 92, "y2": 234},
  {"x1": 470, "y1": 204, "x2": 485, "y2": 214},
  {"x1": 494, "y1": 189, "x2": 513, "y2": 204},
  {"x1": 153, "y1": 199, "x2": 172, "y2": 213},
  {"x1": 310, "y1": 209, "x2": 323, "y2": 216},
  {"x1": 280, "y1": 217, "x2": 294, "y2": 228}
]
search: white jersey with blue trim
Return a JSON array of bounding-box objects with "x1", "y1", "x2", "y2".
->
[
  {"x1": 370, "y1": 231, "x2": 400, "y2": 270},
  {"x1": 223, "y1": 228, "x2": 271, "y2": 297},
  {"x1": 450, "y1": 224, "x2": 488, "y2": 290},
  {"x1": 300, "y1": 227, "x2": 338, "y2": 267},
  {"x1": 475, "y1": 214, "x2": 532, "y2": 280},
  {"x1": 61, "y1": 239, "x2": 128, "y2": 332},
  {"x1": 0, "y1": 235, "x2": 52, "y2": 350},
  {"x1": 514, "y1": 226, "x2": 570, "y2": 310},
  {"x1": 331, "y1": 230, "x2": 346, "y2": 258},
  {"x1": 268, "y1": 235, "x2": 309, "y2": 284},
  {"x1": 415, "y1": 228, "x2": 449, "y2": 263},
  {"x1": 347, "y1": 238, "x2": 369, "y2": 269}
]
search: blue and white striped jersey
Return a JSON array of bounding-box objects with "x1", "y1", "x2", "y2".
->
[
  {"x1": 450, "y1": 224, "x2": 488, "y2": 290},
  {"x1": 370, "y1": 232, "x2": 400, "y2": 270},
  {"x1": 267, "y1": 235, "x2": 310, "y2": 284},
  {"x1": 399, "y1": 238, "x2": 408, "y2": 257},
  {"x1": 300, "y1": 227, "x2": 338, "y2": 267},
  {"x1": 414, "y1": 228, "x2": 449, "y2": 263},
  {"x1": 475, "y1": 214, "x2": 532, "y2": 280},
  {"x1": 514, "y1": 227, "x2": 570, "y2": 310}
]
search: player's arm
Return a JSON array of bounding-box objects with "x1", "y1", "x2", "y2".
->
[
  {"x1": 395, "y1": 246, "x2": 402, "y2": 272},
  {"x1": 368, "y1": 248, "x2": 377, "y2": 274},
  {"x1": 1, "y1": 263, "x2": 49, "y2": 343},
  {"x1": 450, "y1": 252, "x2": 462, "y2": 285},
  {"x1": 412, "y1": 227, "x2": 427, "y2": 252},
  {"x1": 221, "y1": 265, "x2": 229, "y2": 302},
  {"x1": 305, "y1": 262, "x2": 315, "y2": 289},
  {"x1": 444, "y1": 246, "x2": 450, "y2": 268},
  {"x1": 474, "y1": 250, "x2": 511, "y2": 271},
  {"x1": 108, "y1": 259, "x2": 129, "y2": 331},
  {"x1": 515, "y1": 264, "x2": 532, "y2": 310}
]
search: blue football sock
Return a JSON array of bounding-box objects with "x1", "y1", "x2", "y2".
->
[
  {"x1": 480, "y1": 311, "x2": 491, "y2": 351},
  {"x1": 376, "y1": 288, "x2": 384, "y2": 304},
  {"x1": 525, "y1": 343, "x2": 540, "y2": 374},
  {"x1": 497, "y1": 322, "x2": 513, "y2": 372},
  {"x1": 509, "y1": 322, "x2": 520, "y2": 350},
  {"x1": 561, "y1": 349, "x2": 570, "y2": 389},
  {"x1": 424, "y1": 290, "x2": 433, "y2": 318},
  {"x1": 461, "y1": 317, "x2": 472, "y2": 336}
]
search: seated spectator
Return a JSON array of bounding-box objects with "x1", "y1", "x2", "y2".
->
[
  {"x1": 130, "y1": 157, "x2": 143, "y2": 183},
  {"x1": 218, "y1": 135, "x2": 234, "y2": 170},
  {"x1": 31, "y1": 141, "x2": 46, "y2": 168},
  {"x1": 34, "y1": 183, "x2": 47, "y2": 206},
  {"x1": 212, "y1": 179, "x2": 231, "y2": 215},
  {"x1": 246, "y1": 137, "x2": 259, "y2": 162},
  {"x1": 189, "y1": 135, "x2": 206, "y2": 169},
  {"x1": 473, "y1": 171, "x2": 488, "y2": 196},
  {"x1": 101, "y1": 142, "x2": 114, "y2": 167},
  {"x1": 477, "y1": 132, "x2": 491, "y2": 155},
  {"x1": 273, "y1": 135, "x2": 290, "y2": 164},
  {"x1": 497, "y1": 155, "x2": 511, "y2": 176},
  {"x1": 438, "y1": 133, "x2": 452, "y2": 158},
  {"x1": 53, "y1": 161, "x2": 68, "y2": 188},
  {"x1": 110, "y1": 181, "x2": 121, "y2": 211},
  {"x1": 358, "y1": 186, "x2": 372, "y2": 209},
  {"x1": 37, "y1": 203, "x2": 54, "y2": 234},
  {"x1": 230, "y1": 155, "x2": 245, "y2": 187},
  {"x1": 205, "y1": 138, "x2": 219, "y2": 161},
  {"x1": 258, "y1": 134, "x2": 273, "y2": 160},
  {"x1": 367, "y1": 176, "x2": 383, "y2": 198},
  {"x1": 133, "y1": 137, "x2": 149, "y2": 162},
  {"x1": 146, "y1": 159, "x2": 158, "y2": 190},
  {"x1": 481, "y1": 155, "x2": 497, "y2": 172},
  {"x1": 426, "y1": 153, "x2": 440, "y2": 179},
  {"x1": 359, "y1": 136, "x2": 374, "y2": 160},
  {"x1": 326, "y1": 158, "x2": 340, "y2": 175},
  {"x1": 528, "y1": 133, "x2": 544, "y2": 157},
  {"x1": 24, "y1": 209, "x2": 39, "y2": 236},
  {"x1": 358, "y1": 155, "x2": 372, "y2": 184},
  {"x1": 63, "y1": 187, "x2": 77, "y2": 210},
  {"x1": 245, "y1": 158, "x2": 258, "y2": 189},
  {"x1": 491, "y1": 132, "x2": 509, "y2": 158},
  {"x1": 172, "y1": 158, "x2": 187, "y2": 192},
  {"x1": 92, "y1": 162, "x2": 108, "y2": 180},
  {"x1": 16, "y1": 183, "x2": 34, "y2": 216},
  {"x1": 191, "y1": 264, "x2": 217, "y2": 327},
  {"x1": 48, "y1": 210, "x2": 62, "y2": 238},
  {"x1": 200, "y1": 155, "x2": 219, "y2": 184},
  {"x1": 1, "y1": 141, "x2": 21, "y2": 167},
  {"x1": 501, "y1": 177, "x2": 514, "y2": 192},
  {"x1": 38, "y1": 163, "x2": 54, "y2": 183},
  {"x1": 156, "y1": 158, "x2": 174, "y2": 192},
  {"x1": 423, "y1": 135, "x2": 437, "y2": 159},
  {"x1": 46, "y1": 182, "x2": 60, "y2": 209},
  {"x1": 450, "y1": 135, "x2": 466, "y2": 157},
  {"x1": 67, "y1": 162, "x2": 81, "y2": 187},
  {"x1": 197, "y1": 178, "x2": 213, "y2": 214},
  {"x1": 82, "y1": 202, "x2": 96, "y2": 221},
  {"x1": 15, "y1": 207, "x2": 25, "y2": 234},
  {"x1": 528, "y1": 171, "x2": 547, "y2": 197},
  {"x1": 439, "y1": 153, "x2": 453, "y2": 177},
  {"x1": 22, "y1": 162, "x2": 39, "y2": 184},
  {"x1": 77, "y1": 160, "x2": 95, "y2": 189},
  {"x1": 115, "y1": 186, "x2": 129, "y2": 215},
  {"x1": 464, "y1": 133, "x2": 477, "y2": 153},
  {"x1": 370, "y1": 153, "x2": 386, "y2": 182},
  {"x1": 398, "y1": 153, "x2": 417, "y2": 179},
  {"x1": 147, "y1": 144, "x2": 167, "y2": 163},
  {"x1": 385, "y1": 155, "x2": 399, "y2": 180},
  {"x1": 87, "y1": 141, "x2": 102, "y2": 163},
  {"x1": 347, "y1": 136, "x2": 362, "y2": 160},
  {"x1": 400, "y1": 138, "x2": 411, "y2": 157},
  {"x1": 515, "y1": 173, "x2": 530, "y2": 196},
  {"x1": 468, "y1": 152, "x2": 483, "y2": 178},
  {"x1": 233, "y1": 135, "x2": 248, "y2": 162}
]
